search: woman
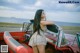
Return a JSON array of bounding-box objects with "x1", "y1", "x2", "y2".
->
[{"x1": 29, "y1": 9, "x2": 54, "y2": 53}]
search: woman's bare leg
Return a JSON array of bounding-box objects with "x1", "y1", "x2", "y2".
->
[
  {"x1": 37, "y1": 45, "x2": 45, "y2": 53},
  {"x1": 32, "y1": 46, "x2": 38, "y2": 53}
]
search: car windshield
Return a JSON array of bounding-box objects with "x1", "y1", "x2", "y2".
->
[
  {"x1": 77, "y1": 33, "x2": 80, "y2": 48},
  {"x1": 22, "y1": 22, "x2": 33, "y2": 32}
]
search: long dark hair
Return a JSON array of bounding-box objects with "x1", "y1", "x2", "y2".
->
[{"x1": 33, "y1": 9, "x2": 44, "y2": 34}]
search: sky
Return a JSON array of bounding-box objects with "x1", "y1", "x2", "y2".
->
[{"x1": 0, "y1": 0, "x2": 80, "y2": 23}]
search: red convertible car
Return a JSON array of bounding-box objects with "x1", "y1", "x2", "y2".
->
[{"x1": 0, "y1": 20, "x2": 80, "y2": 53}]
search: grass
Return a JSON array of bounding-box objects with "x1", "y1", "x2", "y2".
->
[
  {"x1": 61, "y1": 26, "x2": 80, "y2": 35},
  {"x1": 61, "y1": 26, "x2": 80, "y2": 30},
  {"x1": 0, "y1": 22, "x2": 22, "y2": 28}
]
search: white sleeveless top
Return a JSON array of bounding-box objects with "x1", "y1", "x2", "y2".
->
[{"x1": 29, "y1": 26, "x2": 47, "y2": 46}]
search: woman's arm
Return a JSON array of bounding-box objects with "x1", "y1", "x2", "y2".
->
[{"x1": 40, "y1": 21, "x2": 54, "y2": 25}]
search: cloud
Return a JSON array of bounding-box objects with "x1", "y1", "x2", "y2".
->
[
  {"x1": 0, "y1": 0, "x2": 80, "y2": 12},
  {"x1": 7, "y1": 0, "x2": 21, "y2": 4},
  {"x1": 0, "y1": 1, "x2": 25, "y2": 11},
  {"x1": 0, "y1": 10, "x2": 35, "y2": 19},
  {"x1": 34, "y1": 0, "x2": 42, "y2": 6},
  {"x1": 0, "y1": 0, "x2": 80, "y2": 23},
  {"x1": 76, "y1": 6, "x2": 80, "y2": 11},
  {"x1": 46, "y1": 11, "x2": 80, "y2": 23},
  {"x1": 22, "y1": 0, "x2": 36, "y2": 5},
  {"x1": 32, "y1": 0, "x2": 80, "y2": 12},
  {"x1": 0, "y1": 9, "x2": 80, "y2": 23},
  {"x1": 0, "y1": 6, "x2": 16, "y2": 10}
]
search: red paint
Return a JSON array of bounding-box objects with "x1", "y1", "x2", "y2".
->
[{"x1": 0, "y1": 31, "x2": 80, "y2": 53}]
